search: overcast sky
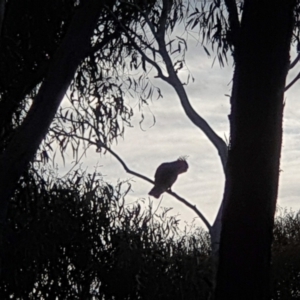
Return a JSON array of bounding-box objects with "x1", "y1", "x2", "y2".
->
[{"x1": 58, "y1": 27, "x2": 300, "y2": 231}]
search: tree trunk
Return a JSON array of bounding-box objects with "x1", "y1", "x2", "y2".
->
[
  {"x1": 215, "y1": 1, "x2": 295, "y2": 299},
  {"x1": 0, "y1": 0, "x2": 108, "y2": 272}
]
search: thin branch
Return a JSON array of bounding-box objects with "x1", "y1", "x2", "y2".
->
[
  {"x1": 125, "y1": 25, "x2": 159, "y2": 56},
  {"x1": 89, "y1": 29, "x2": 122, "y2": 56},
  {"x1": 97, "y1": 142, "x2": 153, "y2": 185},
  {"x1": 96, "y1": 141, "x2": 212, "y2": 231},
  {"x1": 105, "y1": 5, "x2": 168, "y2": 81},
  {"x1": 168, "y1": 190, "x2": 212, "y2": 232},
  {"x1": 103, "y1": 3, "x2": 224, "y2": 228},
  {"x1": 121, "y1": 0, "x2": 158, "y2": 38},
  {"x1": 105, "y1": 2, "x2": 228, "y2": 172},
  {"x1": 289, "y1": 52, "x2": 300, "y2": 69},
  {"x1": 282, "y1": 51, "x2": 300, "y2": 91},
  {"x1": 155, "y1": 23, "x2": 228, "y2": 171},
  {"x1": 140, "y1": 6, "x2": 157, "y2": 37},
  {"x1": 285, "y1": 72, "x2": 300, "y2": 91}
]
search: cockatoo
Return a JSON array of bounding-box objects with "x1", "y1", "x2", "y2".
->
[{"x1": 148, "y1": 158, "x2": 188, "y2": 198}]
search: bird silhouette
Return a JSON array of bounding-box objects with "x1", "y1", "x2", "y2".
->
[{"x1": 149, "y1": 158, "x2": 188, "y2": 198}]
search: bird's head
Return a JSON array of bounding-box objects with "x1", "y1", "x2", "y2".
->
[{"x1": 176, "y1": 157, "x2": 188, "y2": 174}]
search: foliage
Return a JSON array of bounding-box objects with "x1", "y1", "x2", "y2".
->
[
  {"x1": 0, "y1": 168, "x2": 299, "y2": 299},
  {"x1": 0, "y1": 0, "x2": 169, "y2": 161},
  {"x1": 186, "y1": 0, "x2": 238, "y2": 66},
  {"x1": 271, "y1": 209, "x2": 300, "y2": 299},
  {"x1": 186, "y1": 0, "x2": 300, "y2": 65},
  {"x1": 48, "y1": 0, "x2": 187, "y2": 161},
  {"x1": 0, "y1": 169, "x2": 212, "y2": 300}
]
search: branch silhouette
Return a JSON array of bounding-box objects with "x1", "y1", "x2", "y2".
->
[
  {"x1": 109, "y1": 2, "x2": 228, "y2": 172},
  {"x1": 285, "y1": 72, "x2": 300, "y2": 91},
  {"x1": 284, "y1": 53, "x2": 300, "y2": 91},
  {"x1": 96, "y1": 141, "x2": 212, "y2": 232}
]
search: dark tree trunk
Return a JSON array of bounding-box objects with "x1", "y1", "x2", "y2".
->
[
  {"x1": 0, "y1": 0, "x2": 108, "y2": 274},
  {"x1": 215, "y1": 1, "x2": 295, "y2": 299}
]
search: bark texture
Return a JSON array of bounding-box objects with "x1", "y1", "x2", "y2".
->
[{"x1": 215, "y1": 1, "x2": 295, "y2": 299}]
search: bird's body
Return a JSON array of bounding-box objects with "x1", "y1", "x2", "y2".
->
[{"x1": 149, "y1": 159, "x2": 188, "y2": 198}]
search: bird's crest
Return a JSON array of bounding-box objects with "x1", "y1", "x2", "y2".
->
[{"x1": 177, "y1": 155, "x2": 188, "y2": 161}]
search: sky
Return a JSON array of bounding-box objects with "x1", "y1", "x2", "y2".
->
[{"x1": 57, "y1": 23, "x2": 300, "y2": 232}]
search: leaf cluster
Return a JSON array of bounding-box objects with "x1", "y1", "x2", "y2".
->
[{"x1": 186, "y1": 0, "x2": 240, "y2": 66}]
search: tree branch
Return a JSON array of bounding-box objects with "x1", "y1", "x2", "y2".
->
[
  {"x1": 95, "y1": 141, "x2": 212, "y2": 231},
  {"x1": 157, "y1": 0, "x2": 170, "y2": 39},
  {"x1": 285, "y1": 71, "x2": 300, "y2": 91},
  {"x1": 104, "y1": 2, "x2": 223, "y2": 230},
  {"x1": 107, "y1": 1, "x2": 227, "y2": 173},
  {"x1": 155, "y1": 10, "x2": 228, "y2": 171},
  {"x1": 289, "y1": 52, "x2": 300, "y2": 69},
  {"x1": 105, "y1": 6, "x2": 168, "y2": 81},
  {"x1": 88, "y1": 29, "x2": 122, "y2": 57}
]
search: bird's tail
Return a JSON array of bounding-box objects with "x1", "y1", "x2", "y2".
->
[{"x1": 148, "y1": 186, "x2": 164, "y2": 198}]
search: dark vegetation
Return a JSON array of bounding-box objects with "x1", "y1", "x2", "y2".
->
[
  {"x1": 0, "y1": 170, "x2": 212, "y2": 300},
  {"x1": 0, "y1": 169, "x2": 298, "y2": 299},
  {"x1": 272, "y1": 209, "x2": 300, "y2": 299},
  {"x1": 1, "y1": 0, "x2": 300, "y2": 298}
]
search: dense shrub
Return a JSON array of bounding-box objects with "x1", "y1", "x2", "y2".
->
[
  {"x1": 271, "y1": 209, "x2": 300, "y2": 299},
  {"x1": 1, "y1": 170, "x2": 299, "y2": 299},
  {"x1": 0, "y1": 171, "x2": 212, "y2": 299}
]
